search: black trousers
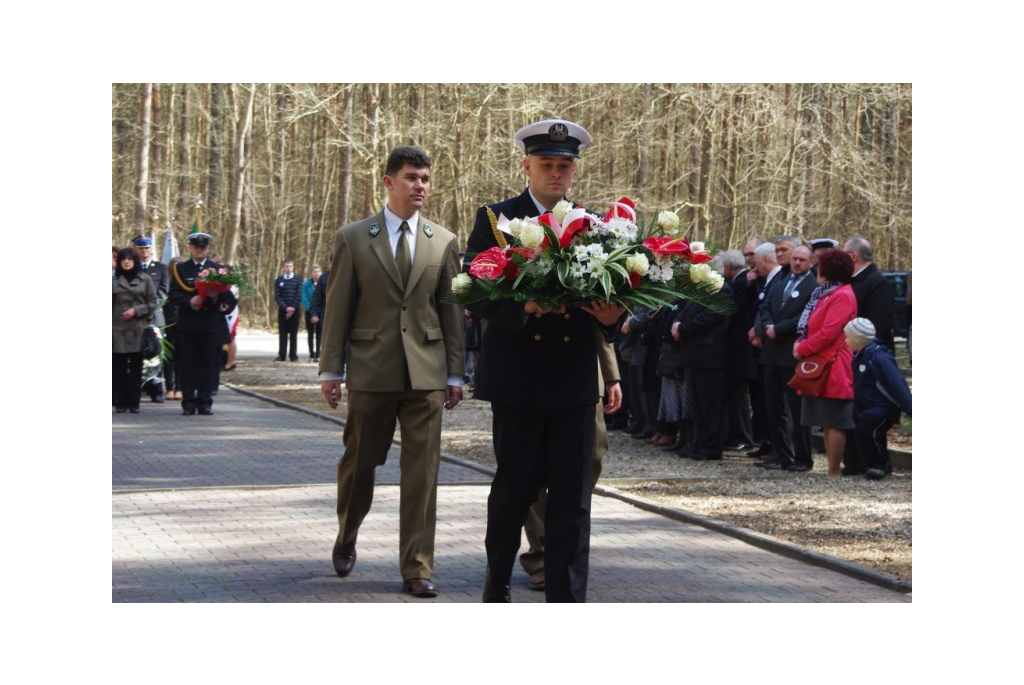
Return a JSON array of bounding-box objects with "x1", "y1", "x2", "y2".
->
[
  {"x1": 112, "y1": 352, "x2": 143, "y2": 409},
  {"x1": 305, "y1": 311, "x2": 322, "y2": 358},
  {"x1": 763, "y1": 364, "x2": 812, "y2": 466},
  {"x1": 854, "y1": 410, "x2": 895, "y2": 473},
  {"x1": 278, "y1": 308, "x2": 300, "y2": 359},
  {"x1": 485, "y1": 402, "x2": 594, "y2": 602},
  {"x1": 177, "y1": 329, "x2": 221, "y2": 409}
]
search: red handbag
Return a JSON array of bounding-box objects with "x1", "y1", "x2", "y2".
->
[{"x1": 788, "y1": 346, "x2": 842, "y2": 396}]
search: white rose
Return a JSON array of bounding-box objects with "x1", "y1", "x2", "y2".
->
[
  {"x1": 626, "y1": 253, "x2": 650, "y2": 275},
  {"x1": 657, "y1": 210, "x2": 680, "y2": 233},
  {"x1": 707, "y1": 270, "x2": 724, "y2": 292},
  {"x1": 690, "y1": 241, "x2": 706, "y2": 254},
  {"x1": 506, "y1": 218, "x2": 525, "y2": 238},
  {"x1": 452, "y1": 273, "x2": 473, "y2": 294},
  {"x1": 553, "y1": 200, "x2": 573, "y2": 225},
  {"x1": 518, "y1": 222, "x2": 546, "y2": 248},
  {"x1": 689, "y1": 263, "x2": 711, "y2": 284}
]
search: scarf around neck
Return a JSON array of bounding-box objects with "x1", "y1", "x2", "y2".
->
[{"x1": 796, "y1": 280, "x2": 841, "y2": 339}]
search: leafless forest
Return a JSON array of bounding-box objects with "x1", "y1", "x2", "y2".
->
[{"x1": 111, "y1": 83, "x2": 911, "y2": 327}]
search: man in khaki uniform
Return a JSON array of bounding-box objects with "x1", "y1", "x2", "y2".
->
[{"x1": 319, "y1": 147, "x2": 464, "y2": 599}]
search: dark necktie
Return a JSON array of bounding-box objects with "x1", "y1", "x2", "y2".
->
[
  {"x1": 783, "y1": 274, "x2": 798, "y2": 300},
  {"x1": 395, "y1": 221, "x2": 412, "y2": 286}
]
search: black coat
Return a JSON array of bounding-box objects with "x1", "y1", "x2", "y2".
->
[
  {"x1": 672, "y1": 283, "x2": 731, "y2": 370},
  {"x1": 850, "y1": 263, "x2": 895, "y2": 349}
]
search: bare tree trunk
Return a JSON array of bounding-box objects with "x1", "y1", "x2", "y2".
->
[
  {"x1": 363, "y1": 83, "x2": 381, "y2": 218},
  {"x1": 150, "y1": 84, "x2": 164, "y2": 232},
  {"x1": 338, "y1": 85, "x2": 353, "y2": 228},
  {"x1": 134, "y1": 83, "x2": 152, "y2": 235},
  {"x1": 305, "y1": 106, "x2": 318, "y2": 265},
  {"x1": 225, "y1": 84, "x2": 255, "y2": 263},
  {"x1": 636, "y1": 84, "x2": 652, "y2": 206}
]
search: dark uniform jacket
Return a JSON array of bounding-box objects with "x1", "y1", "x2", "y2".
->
[
  {"x1": 466, "y1": 189, "x2": 612, "y2": 409},
  {"x1": 168, "y1": 259, "x2": 238, "y2": 334}
]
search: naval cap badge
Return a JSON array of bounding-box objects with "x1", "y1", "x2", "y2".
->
[{"x1": 549, "y1": 122, "x2": 568, "y2": 141}]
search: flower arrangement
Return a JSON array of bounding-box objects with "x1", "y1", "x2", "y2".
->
[
  {"x1": 195, "y1": 265, "x2": 253, "y2": 299},
  {"x1": 449, "y1": 198, "x2": 731, "y2": 313}
]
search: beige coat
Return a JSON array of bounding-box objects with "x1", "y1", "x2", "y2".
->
[
  {"x1": 112, "y1": 273, "x2": 157, "y2": 354},
  {"x1": 319, "y1": 211, "x2": 464, "y2": 389}
]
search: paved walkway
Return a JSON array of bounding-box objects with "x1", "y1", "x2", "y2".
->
[{"x1": 112, "y1": 385, "x2": 910, "y2": 603}]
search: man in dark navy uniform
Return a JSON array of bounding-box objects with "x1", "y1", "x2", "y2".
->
[
  {"x1": 133, "y1": 236, "x2": 169, "y2": 402},
  {"x1": 167, "y1": 232, "x2": 236, "y2": 415},
  {"x1": 466, "y1": 119, "x2": 623, "y2": 602}
]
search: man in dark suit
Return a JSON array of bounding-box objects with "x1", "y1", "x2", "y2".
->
[
  {"x1": 719, "y1": 249, "x2": 757, "y2": 450},
  {"x1": 466, "y1": 119, "x2": 624, "y2": 602},
  {"x1": 841, "y1": 234, "x2": 894, "y2": 475},
  {"x1": 670, "y1": 276, "x2": 732, "y2": 460},
  {"x1": 751, "y1": 244, "x2": 815, "y2": 471},
  {"x1": 319, "y1": 147, "x2": 464, "y2": 599},
  {"x1": 273, "y1": 259, "x2": 302, "y2": 361},
  {"x1": 133, "y1": 236, "x2": 169, "y2": 402},
  {"x1": 845, "y1": 235, "x2": 894, "y2": 349},
  {"x1": 167, "y1": 232, "x2": 237, "y2": 416}
]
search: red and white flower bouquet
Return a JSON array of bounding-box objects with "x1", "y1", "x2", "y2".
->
[{"x1": 448, "y1": 198, "x2": 731, "y2": 313}]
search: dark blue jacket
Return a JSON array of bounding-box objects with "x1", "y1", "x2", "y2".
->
[{"x1": 851, "y1": 341, "x2": 912, "y2": 419}]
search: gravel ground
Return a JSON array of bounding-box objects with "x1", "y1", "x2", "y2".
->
[{"x1": 222, "y1": 344, "x2": 912, "y2": 582}]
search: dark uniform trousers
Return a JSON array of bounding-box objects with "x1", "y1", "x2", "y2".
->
[
  {"x1": 178, "y1": 330, "x2": 222, "y2": 410},
  {"x1": 486, "y1": 402, "x2": 595, "y2": 603}
]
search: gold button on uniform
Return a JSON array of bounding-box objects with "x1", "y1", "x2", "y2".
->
[
  {"x1": 564, "y1": 336, "x2": 571, "y2": 343},
  {"x1": 534, "y1": 334, "x2": 542, "y2": 341},
  {"x1": 564, "y1": 313, "x2": 571, "y2": 320}
]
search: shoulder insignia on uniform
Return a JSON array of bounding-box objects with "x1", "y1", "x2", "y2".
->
[
  {"x1": 423, "y1": 224, "x2": 433, "y2": 237},
  {"x1": 369, "y1": 223, "x2": 381, "y2": 236}
]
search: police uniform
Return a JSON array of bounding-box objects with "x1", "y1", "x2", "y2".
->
[
  {"x1": 133, "y1": 237, "x2": 170, "y2": 402},
  {"x1": 167, "y1": 233, "x2": 237, "y2": 415},
  {"x1": 468, "y1": 120, "x2": 614, "y2": 602}
]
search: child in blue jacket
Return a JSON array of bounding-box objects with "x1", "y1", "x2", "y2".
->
[{"x1": 844, "y1": 318, "x2": 912, "y2": 480}]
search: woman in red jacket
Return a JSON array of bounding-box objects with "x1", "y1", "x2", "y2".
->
[{"x1": 793, "y1": 249, "x2": 857, "y2": 476}]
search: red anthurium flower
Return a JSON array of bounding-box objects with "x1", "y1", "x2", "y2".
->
[
  {"x1": 643, "y1": 236, "x2": 690, "y2": 256},
  {"x1": 603, "y1": 197, "x2": 636, "y2": 222},
  {"x1": 689, "y1": 251, "x2": 714, "y2": 264},
  {"x1": 510, "y1": 246, "x2": 537, "y2": 260},
  {"x1": 628, "y1": 271, "x2": 641, "y2": 288},
  {"x1": 469, "y1": 247, "x2": 509, "y2": 280},
  {"x1": 503, "y1": 262, "x2": 520, "y2": 279}
]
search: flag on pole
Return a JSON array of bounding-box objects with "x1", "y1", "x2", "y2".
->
[{"x1": 161, "y1": 227, "x2": 179, "y2": 265}]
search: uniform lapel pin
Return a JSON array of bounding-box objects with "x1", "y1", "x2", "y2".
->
[{"x1": 369, "y1": 223, "x2": 381, "y2": 236}]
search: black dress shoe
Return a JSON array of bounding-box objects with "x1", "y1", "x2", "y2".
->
[
  {"x1": 198, "y1": 406, "x2": 214, "y2": 415},
  {"x1": 129, "y1": 406, "x2": 141, "y2": 414},
  {"x1": 482, "y1": 568, "x2": 511, "y2": 602},
  {"x1": 865, "y1": 468, "x2": 888, "y2": 480},
  {"x1": 788, "y1": 463, "x2": 812, "y2": 472},
  {"x1": 747, "y1": 445, "x2": 771, "y2": 458},
  {"x1": 673, "y1": 446, "x2": 696, "y2": 459},
  {"x1": 692, "y1": 453, "x2": 722, "y2": 461},
  {"x1": 273, "y1": 356, "x2": 285, "y2": 362},
  {"x1": 403, "y1": 578, "x2": 438, "y2": 598},
  {"x1": 289, "y1": 356, "x2": 299, "y2": 362},
  {"x1": 115, "y1": 406, "x2": 128, "y2": 414},
  {"x1": 152, "y1": 394, "x2": 165, "y2": 403},
  {"x1": 631, "y1": 427, "x2": 655, "y2": 440},
  {"x1": 182, "y1": 406, "x2": 196, "y2": 416},
  {"x1": 662, "y1": 439, "x2": 688, "y2": 452},
  {"x1": 332, "y1": 540, "x2": 357, "y2": 577}
]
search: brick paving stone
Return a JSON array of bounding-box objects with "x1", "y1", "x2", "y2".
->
[{"x1": 113, "y1": 386, "x2": 909, "y2": 603}]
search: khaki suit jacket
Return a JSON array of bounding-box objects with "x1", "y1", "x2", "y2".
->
[{"x1": 319, "y1": 210, "x2": 464, "y2": 388}]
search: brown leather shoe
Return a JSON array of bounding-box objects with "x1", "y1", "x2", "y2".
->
[
  {"x1": 652, "y1": 433, "x2": 677, "y2": 447},
  {"x1": 403, "y1": 578, "x2": 438, "y2": 598},
  {"x1": 332, "y1": 540, "x2": 357, "y2": 578},
  {"x1": 644, "y1": 432, "x2": 665, "y2": 444},
  {"x1": 528, "y1": 568, "x2": 545, "y2": 591}
]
